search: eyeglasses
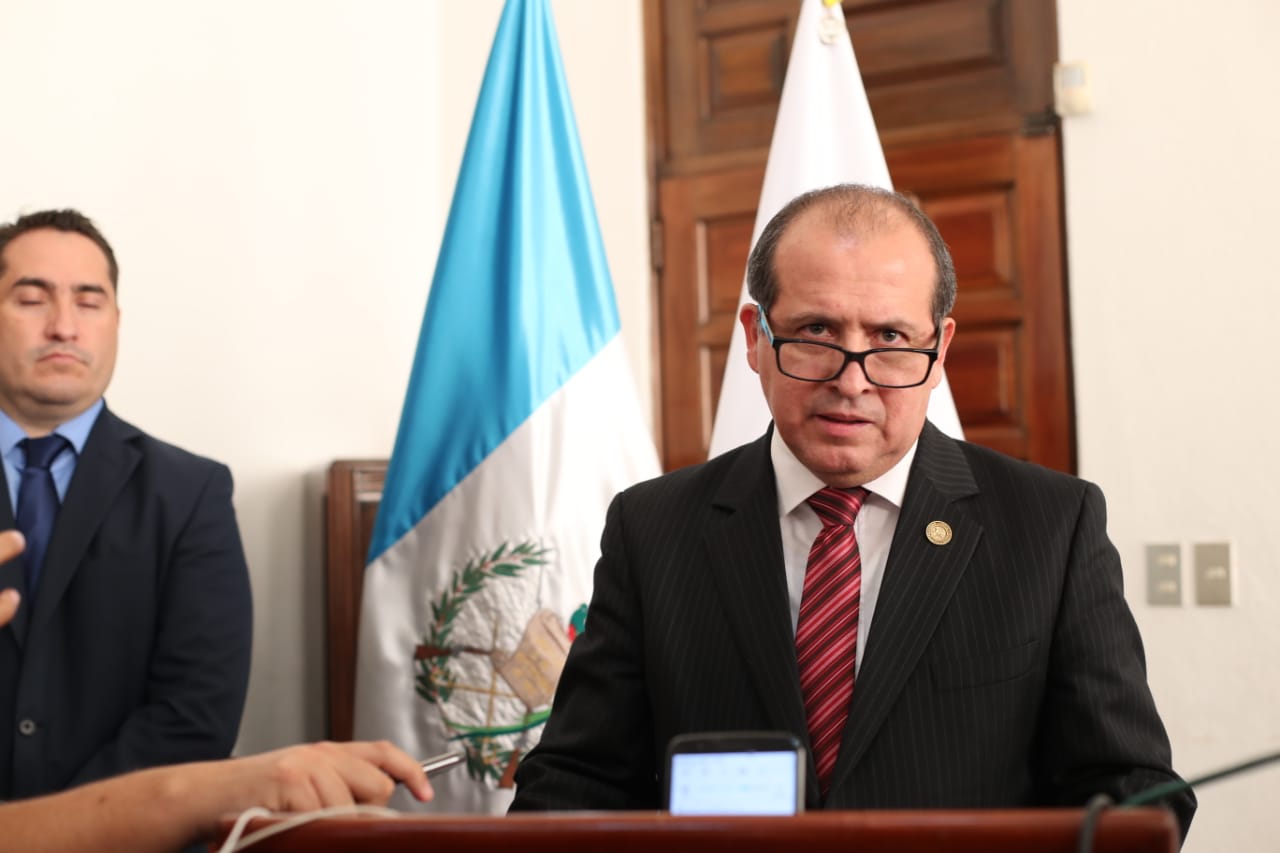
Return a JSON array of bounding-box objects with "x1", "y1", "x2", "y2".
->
[{"x1": 755, "y1": 305, "x2": 941, "y2": 388}]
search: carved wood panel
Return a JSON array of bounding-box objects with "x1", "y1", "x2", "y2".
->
[{"x1": 654, "y1": 0, "x2": 1058, "y2": 172}]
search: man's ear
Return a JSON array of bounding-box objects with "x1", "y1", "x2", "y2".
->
[
  {"x1": 740, "y1": 304, "x2": 762, "y2": 375},
  {"x1": 937, "y1": 317, "x2": 956, "y2": 364},
  {"x1": 928, "y1": 317, "x2": 957, "y2": 388}
]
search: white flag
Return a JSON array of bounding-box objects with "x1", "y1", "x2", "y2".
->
[{"x1": 708, "y1": 0, "x2": 963, "y2": 458}]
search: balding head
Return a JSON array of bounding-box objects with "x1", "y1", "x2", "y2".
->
[{"x1": 746, "y1": 184, "x2": 956, "y2": 328}]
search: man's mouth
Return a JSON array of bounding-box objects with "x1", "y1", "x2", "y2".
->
[
  {"x1": 814, "y1": 411, "x2": 873, "y2": 436},
  {"x1": 37, "y1": 350, "x2": 87, "y2": 365},
  {"x1": 818, "y1": 411, "x2": 868, "y2": 424}
]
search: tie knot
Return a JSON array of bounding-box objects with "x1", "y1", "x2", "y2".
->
[
  {"x1": 807, "y1": 486, "x2": 868, "y2": 528},
  {"x1": 21, "y1": 434, "x2": 70, "y2": 470}
]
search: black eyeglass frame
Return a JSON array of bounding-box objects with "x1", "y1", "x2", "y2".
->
[{"x1": 755, "y1": 304, "x2": 942, "y2": 389}]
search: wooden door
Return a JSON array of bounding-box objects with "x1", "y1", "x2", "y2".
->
[{"x1": 646, "y1": 0, "x2": 1074, "y2": 473}]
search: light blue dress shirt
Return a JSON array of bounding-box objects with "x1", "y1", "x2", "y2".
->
[{"x1": 0, "y1": 399, "x2": 104, "y2": 511}]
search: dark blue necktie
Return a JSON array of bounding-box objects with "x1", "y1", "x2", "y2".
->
[{"x1": 16, "y1": 434, "x2": 70, "y2": 593}]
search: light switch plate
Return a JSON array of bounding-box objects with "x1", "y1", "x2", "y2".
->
[
  {"x1": 1054, "y1": 61, "x2": 1094, "y2": 116},
  {"x1": 1145, "y1": 544, "x2": 1181, "y2": 606},
  {"x1": 1193, "y1": 542, "x2": 1232, "y2": 606}
]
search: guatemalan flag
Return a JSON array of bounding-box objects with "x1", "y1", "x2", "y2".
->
[{"x1": 354, "y1": 0, "x2": 659, "y2": 813}]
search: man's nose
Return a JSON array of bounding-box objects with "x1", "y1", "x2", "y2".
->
[
  {"x1": 832, "y1": 357, "x2": 874, "y2": 395},
  {"x1": 45, "y1": 297, "x2": 78, "y2": 340}
]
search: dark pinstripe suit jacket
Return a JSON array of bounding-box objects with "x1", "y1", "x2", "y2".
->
[{"x1": 511, "y1": 422, "x2": 1194, "y2": 837}]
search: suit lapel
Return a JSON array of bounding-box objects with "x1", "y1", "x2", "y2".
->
[
  {"x1": 828, "y1": 422, "x2": 982, "y2": 793},
  {"x1": 29, "y1": 408, "x2": 141, "y2": 635},
  {"x1": 702, "y1": 431, "x2": 810, "y2": 743}
]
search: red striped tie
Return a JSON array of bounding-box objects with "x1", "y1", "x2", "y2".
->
[{"x1": 797, "y1": 486, "x2": 868, "y2": 795}]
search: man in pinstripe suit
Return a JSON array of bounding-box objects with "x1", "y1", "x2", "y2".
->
[{"x1": 511, "y1": 184, "x2": 1194, "y2": 840}]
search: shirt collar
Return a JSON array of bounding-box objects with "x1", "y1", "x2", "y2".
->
[
  {"x1": 0, "y1": 398, "x2": 105, "y2": 457},
  {"x1": 771, "y1": 425, "x2": 919, "y2": 516}
]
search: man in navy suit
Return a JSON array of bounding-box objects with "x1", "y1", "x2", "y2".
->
[
  {"x1": 0, "y1": 209, "x2": 253, "y2": 799},
  {"x1": 511, "y1": 185, "x2": 1194, "y2": 840}
]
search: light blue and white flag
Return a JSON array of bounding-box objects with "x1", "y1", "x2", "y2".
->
[{"x1": 354, "y1": 0, "x2": 659, "y2": 813}]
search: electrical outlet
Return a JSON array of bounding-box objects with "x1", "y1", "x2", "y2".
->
[
  {"x1": 1193, "y1": 542, "x2": 1232, "y2": 606},
  {"x1": 1145, "y1": 544, "x2": 1181, "y2": 606}
]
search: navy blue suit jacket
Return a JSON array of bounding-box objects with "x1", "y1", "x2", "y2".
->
[
  {"x1": 511, "y1": 423, "x2": 1194, "y2": 839},
  {"x1": 0, "y1": 406, "x2": 253, "y2": 798}
]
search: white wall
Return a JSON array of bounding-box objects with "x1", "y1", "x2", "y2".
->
[
  {"x1": 4, "y1": 0, "x2": 1277, "y2": 849},
  {"x1": 1058, "y1": 2, "x2": 1280, "y2": 849},
  {"x1": 0, "y1": 0, "x2": 651, "y2": 753}
]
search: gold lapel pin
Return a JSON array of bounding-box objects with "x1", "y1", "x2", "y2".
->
[{"x1": 925, "y1": 520, "x2": 953, "y2": 546}]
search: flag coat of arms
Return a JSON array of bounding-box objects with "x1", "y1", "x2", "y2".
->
[
  {"x1": 708, "y1": 0, "x2": 963, "y2": 459},
  {"x1": 354, "y1": 0, "x2": 659, "y2": 813}
]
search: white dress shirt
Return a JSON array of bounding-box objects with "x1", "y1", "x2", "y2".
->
[{"x1": 771, "y1": 428, "x2": 917, "y2": 677}]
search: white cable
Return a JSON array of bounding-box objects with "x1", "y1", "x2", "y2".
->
[
  {"x1": 214, "y1": 807, "x2": 272, "y2": 853},
  {"x1": 215, "y1": 804, "x2": 400, "y2": 852}
]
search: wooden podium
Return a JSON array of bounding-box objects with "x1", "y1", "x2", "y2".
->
[{"x1": 217, "y1": 808, "x2": 1178, "y2": 852}]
